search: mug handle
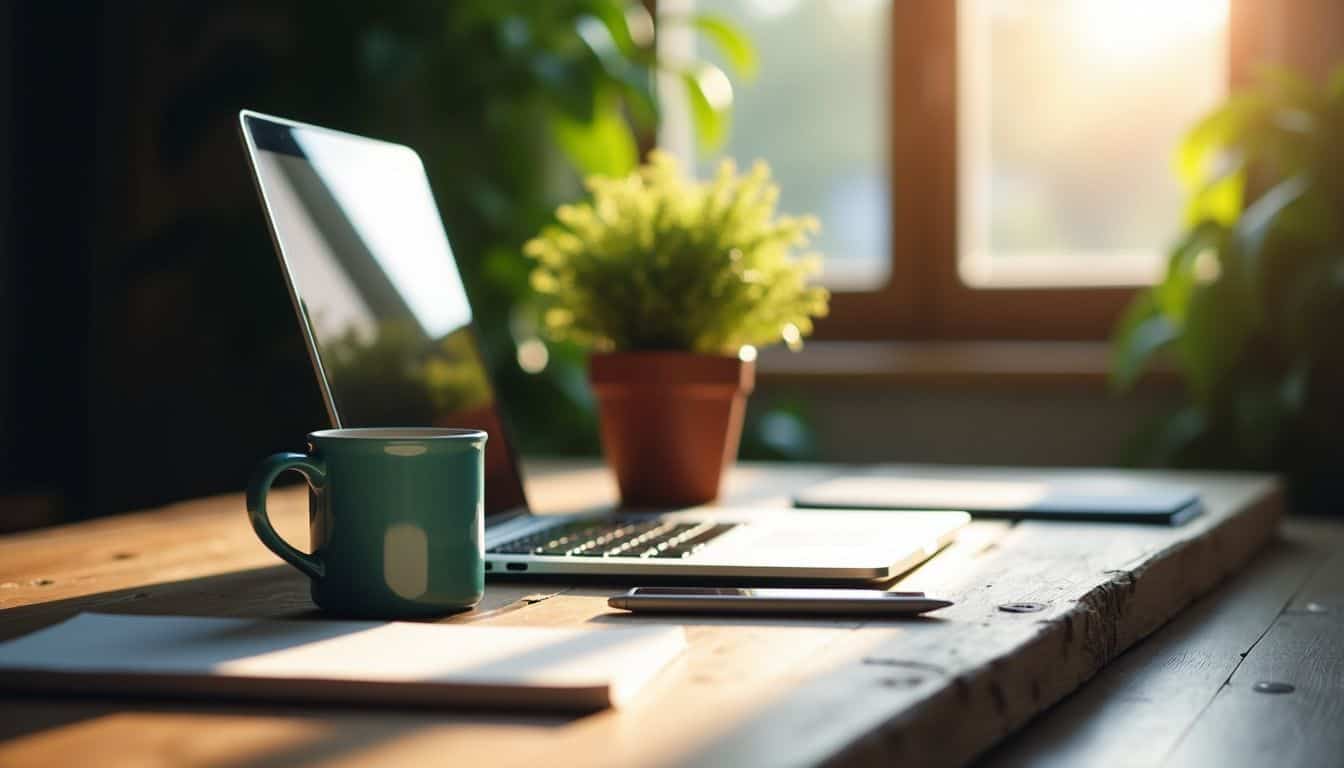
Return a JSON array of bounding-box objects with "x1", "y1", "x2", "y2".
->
[{"x1": 246, "y1": 452, "x2": 326, "y2": 580}]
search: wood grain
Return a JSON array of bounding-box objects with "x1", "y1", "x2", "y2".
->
[
  {"x1": 979, "y1": 521, "x2": 1335, "y2": 767},
  {"x1": 1163, "y1": 520, "x2": 1344, "y2": 768},
  {"x1": 0, "y1": 462, "x2": 1283, "y2": 768}
]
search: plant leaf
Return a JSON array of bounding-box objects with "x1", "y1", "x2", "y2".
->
[
  {"x1": 1155, "y1": 220, "x2": 1223, "y2": 322},
  {"x1": 1178, "y1": 279, "x2": 1253, "y2": 407},
  {"x1": 582, "y1": 4, "x2": 642, "y2": 59},
  {"x1": 615, "y1": 70, "x2": 659, "y2": 132},
  {"x1": 1110, "y1": 291, "x2": 1177, "y2": 392},
  {"x1": 1235, "y1": 173, "x2": 1309, "y2": 268},
  {"x1": 689, "y1": 13, "x2": 759, "y2": 81},
  {"x1": 575, "y1": 14, "x2": 621, "y2": 61},
  {"x1": 1184, "y1": 165, "x2": 1244, "y2": 226},
  {"x1": 1122, "y1": 405, "x2": 1207, "y2": 467},
  {"x1": 531, "y1": 52, "x2": 597, "y2": 123},
  {"x1": 680, "y1": 66, "x2": 732, "y2": 151},
  {"x1": 1176, "y1": 94, "x2": 1260, "y2": 188},
  {"x1": 547, "y1": 89, "x2": 638, "y2": 176}
]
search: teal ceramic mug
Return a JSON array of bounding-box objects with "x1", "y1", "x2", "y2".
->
[{"x1": 247, "y1": 427, "x2": 487, "y2": 618}]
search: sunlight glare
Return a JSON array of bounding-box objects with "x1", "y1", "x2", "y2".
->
[{"x1": 1073, "y1": 0, "x2": 1228, "y2": 61}]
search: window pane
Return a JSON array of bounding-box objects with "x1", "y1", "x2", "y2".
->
[
  {"x1": 958, "y1": 0, "x2": 1228, "y2": 287},
  {"x1": 664, "y1": 0, "x2": 891, "y2": 290}
]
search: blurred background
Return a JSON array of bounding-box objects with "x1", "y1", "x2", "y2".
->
[{"x1": 2, "y1": 0, "x2": 1342, "y2": 529}]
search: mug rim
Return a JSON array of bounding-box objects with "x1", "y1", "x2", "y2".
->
[{"x1": 309, "y1": 427, "x2": 487, "y2": 441}]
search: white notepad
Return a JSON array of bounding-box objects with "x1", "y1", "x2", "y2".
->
[{"x1": 0, "y1": 613, "x2": 685, "y2": 711}]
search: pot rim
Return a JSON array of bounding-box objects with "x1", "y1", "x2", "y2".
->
[{"x1": 588, "y1": 350, "x2": 755, "y2": 392}]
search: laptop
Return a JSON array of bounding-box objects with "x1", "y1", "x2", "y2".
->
[{"x1": 237, "y1": 110, "x2": 968, "y2": 582}]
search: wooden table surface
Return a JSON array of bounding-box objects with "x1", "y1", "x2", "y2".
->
[{"x1": 2, "y1": 460, "x2": 1336, "y2": 768}]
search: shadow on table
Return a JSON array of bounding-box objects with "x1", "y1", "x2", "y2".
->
[
  {"x1": 1, "y1": 696, "x2": 568, "y2": 768},
  {"x1": 0, "y1": 564, "x2": 326, "y2": 642}
]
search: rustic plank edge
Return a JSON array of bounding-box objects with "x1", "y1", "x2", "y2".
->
[
  {"x1": 977, "y1": 525, "x2": 1333, "y2": 768},
  {"x1": 1162, "y1": 521, "x2": 1344, "y2": 767},
  {"x1": 822, "y1": 480, "x2": 1286, "y2": 767}
]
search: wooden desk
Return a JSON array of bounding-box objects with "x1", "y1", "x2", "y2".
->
[{"x1": 1, "y1": 460, "x2": 1333, "y2": 768}]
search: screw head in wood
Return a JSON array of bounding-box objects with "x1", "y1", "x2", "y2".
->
[
  {"x1": 998, "y1": 602, "x2": 1047, "y2": 613},
  {"x1": 1252, "y1": 681, "x2": 1294, "y2": 694}
]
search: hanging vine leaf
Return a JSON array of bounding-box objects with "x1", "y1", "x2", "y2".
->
[
  {"x1": 688, "y1": 13, "x2": 759, "y2": 81},
  {"x1": 680, "y1": 65, "x2": 733, "y2": 152}
]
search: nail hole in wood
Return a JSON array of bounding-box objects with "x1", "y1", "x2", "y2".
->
[
  {"x1": 862, "y1": 658, "x2": 947, "y2": 675},
  {"x1": 998, "y1": 602, "x2": 1046, "y2": 613}
]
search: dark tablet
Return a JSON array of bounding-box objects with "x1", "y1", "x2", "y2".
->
[{"x1": 794, "y1": 470, "x2": 1203, "y2": 525}]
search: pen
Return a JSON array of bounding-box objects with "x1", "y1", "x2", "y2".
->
[{"x1": 608, "y1": 587, "x2": 954, "y2": 616}]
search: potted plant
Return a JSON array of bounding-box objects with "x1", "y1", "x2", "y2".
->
[
  {"x1": 1111, "y1": 64, "x2": 1344, "y2": 510},
  {"x1": 524, "y1": 150, "x2": 829, "y2": 506}
]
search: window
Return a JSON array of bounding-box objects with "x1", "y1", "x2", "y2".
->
[
  {"x1": 673, "y1": 0, "x2": 892, "y2": 291},
  {"x1": 662, "y1": 0, "x2": 1233, "y2": 340},
  {"x1": 958, "y1": 0, "x2": 1228, "y2": 288}
]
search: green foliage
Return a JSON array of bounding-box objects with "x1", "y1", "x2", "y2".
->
[
  {"x1": 524, "y1": 150, "x2": 831, "y2": 355},
  {"x1": 1112, "y1": 63, "x2": 1344, "y2": 499}
]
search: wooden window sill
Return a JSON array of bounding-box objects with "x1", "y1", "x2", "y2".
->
[{"x1": 756, "y1": 341, "x2": 1178, "y2": 392}]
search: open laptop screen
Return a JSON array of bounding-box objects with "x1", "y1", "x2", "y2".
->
[{"x1": 239, "y1": 112, "x2": 527, "y2": 516}]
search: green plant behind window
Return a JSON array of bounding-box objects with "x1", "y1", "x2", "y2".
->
[
  {"x1": 524, "y1": 150, "x2": 830, "y2": 355},
  {"x1": 1112, "y1": 64, "x2": 1344, "y2": 505}
]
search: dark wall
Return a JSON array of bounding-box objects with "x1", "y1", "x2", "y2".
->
[
  {"x1": 4, "y1": 3, "x2": 101, "y2": 524},
  {"x1": 3, "y1": 3, "x2": 329, "y2": 525},
  {"x1": 0, "y1": 4, "x2": 12, "y2": 507}
]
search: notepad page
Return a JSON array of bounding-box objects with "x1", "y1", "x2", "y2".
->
[{"x1": 0, "y1": 613, "x2": 686, "y2": 710}]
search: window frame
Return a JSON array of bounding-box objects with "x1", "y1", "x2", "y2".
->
[{"x1": 819, "y1": 0, "x2": 1232, "y2": 342}]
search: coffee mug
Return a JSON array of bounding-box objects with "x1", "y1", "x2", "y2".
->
[{"x1": 247, "y1": 427, "x2": 487, "y2": 618}]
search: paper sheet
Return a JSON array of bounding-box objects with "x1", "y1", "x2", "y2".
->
[{"x1": 0, "y1": 613, "x2": 685, "y2": 710}]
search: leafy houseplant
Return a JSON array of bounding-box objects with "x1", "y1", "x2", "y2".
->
[
  {"x1": 525, "y1": 150, "x2": 830, "y2": 505},
  {"x1": 1112, "y1": 64, "x2": 1344, "y2": 509}
]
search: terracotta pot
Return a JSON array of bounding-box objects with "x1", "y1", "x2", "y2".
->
[{"x1": 589, "y1": 351, "x2": 755, "y2": 507}]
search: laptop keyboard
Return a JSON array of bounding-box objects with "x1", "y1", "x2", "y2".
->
[{"x1": 487, "y1": 519, "x2": 738, "y2": 559}]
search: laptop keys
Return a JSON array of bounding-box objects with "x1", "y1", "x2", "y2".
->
[
  {"x1": 486, "y1": 520, "x2": 606, "y2": 555},
  {"x1": 650, "y1": 524, "x2": 738, "y2": 558},
  {"x1": 488, "y1": 520, "x2": 737, "y2": 559},
  {"x1": 571, "y1": 522, "x2": 688, "y2": 557}
]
